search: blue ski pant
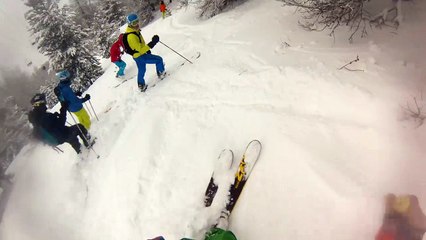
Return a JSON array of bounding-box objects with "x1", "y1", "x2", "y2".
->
[
  {"x1": 114, "y1": 60, "x2": 127, "y2": 76},
  {"x1": 134, "y1": 53, "x2": 165, "y2": 85}
]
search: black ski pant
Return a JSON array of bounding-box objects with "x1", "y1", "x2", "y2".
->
[{"x1": 64, "y1": 124, "x2": 90, "y2": 153}]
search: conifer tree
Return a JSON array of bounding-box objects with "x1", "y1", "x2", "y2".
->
[
  {"x1": 68, "y1": 0, "x2": 96, "y2": 28},
  {"x1": 0, "y1": 97, "x2": 31, "y2": 173},
  {"x1": 25, "y1": 0, "x2": 103, "y2": 91},
  {"x1": 123, "y1": 0, "x2": 154, "y2": 26},
  {"x1": 93, "y1": 0, "x2": 127, "y2": 58},
  {"x1": 198, "y1": 0, "x2": 244, "y2": 18}
]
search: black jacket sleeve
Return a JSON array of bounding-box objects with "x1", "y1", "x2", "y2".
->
[{"x1": 57, "y1": 104, "x2": 68, "y2": 125}]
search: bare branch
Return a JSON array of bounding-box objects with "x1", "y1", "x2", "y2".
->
[
  {"x1": 401, "y1": 95, "x2": 426, "y2": 128},
  {"x1": 280, "y1": 0, "x2": 412, "y2": 42},
  {"x1": 338, "y1": 55, "x2": 361, "y2": 70}
]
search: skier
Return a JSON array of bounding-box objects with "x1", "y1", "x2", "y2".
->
[
  {"x1": 149, "y1": 210, "x2": 237, "y2": 240},
  {"x1": 149, "y1": 228, "x2": 237, "y2": 240},
  {"x1": 160, "y1": 1, "x2": 167, "y2": 19},
  {"x1": 28, "y1": 93, "x2": 93, "y2": 154},
  {"x1": 110, "y1": 34, "x2": 127, "y2": 78},
  {"x1": 375, "y1": 194, "x2": 426, "y2": 240},
  {"x1": 55, "y1": 70, "x2": 92, "y2": 130},
  {"x1": 123, "y1": 13, "x2": 165, "y2": 92}
]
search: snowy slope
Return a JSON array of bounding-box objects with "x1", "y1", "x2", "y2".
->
[{"x1": 2, "y1": 0, "x2": 426, "y2": 239}]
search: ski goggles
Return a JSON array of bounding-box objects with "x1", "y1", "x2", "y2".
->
[
  {"x1": 32, "y1": 100, "x2": 46, "y2": 107},
  {"x1": 129, "y1": 19, "x2": 139, "y2": 27}
]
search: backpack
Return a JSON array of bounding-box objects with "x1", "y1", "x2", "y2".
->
[
  {"x1": 122, "y1": 32, "x2": 142, "y2": 55},
  {"x1": 32, "y1": 126, "x2": 59, "y2": 146}
]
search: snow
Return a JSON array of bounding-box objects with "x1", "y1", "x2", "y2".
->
[
  {"x1": 2, "y1": 0, "x2": 426, "y2": 239},
  {"x1": 0, "y1": 0, "x2": 47, "y2": 72}
]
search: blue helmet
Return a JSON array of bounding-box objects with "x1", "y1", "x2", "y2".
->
[
  {"x1": 56, "y1": 70, "x2": 70, "y2": 81},
  {"x1": 126, "y1": 13, "x2": 139, "y2": 25}
]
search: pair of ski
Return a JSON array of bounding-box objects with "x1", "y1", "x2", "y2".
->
[
  {"x1": 147, "y1": 140, "x2": 261, "y2": 240},
  {"x1": 113, "y1": 75, "x2": 135, "y2": 88},
  {"x1": 204, "y1": 140, "x2": 262, "y2": 214},
  {"x1": 113, "y1": 51, "x2": 201, "y2": 89},
  {"x1": 113, "y1": 75, "x2": 162, "y2": 90}
]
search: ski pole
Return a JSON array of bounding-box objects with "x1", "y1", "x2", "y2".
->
[
  {"x1": 88, "y1": 100, "x2": 99, "y2": 121},
  {"x1": 84, "y1": 103, "x2": 94, "y2": 119},
  {"x1": 68, "y1": 111, "x2": 100, "y2": 158},
  {"x1": 159, "y1": 41, "x2": 193, "y2": 64}
]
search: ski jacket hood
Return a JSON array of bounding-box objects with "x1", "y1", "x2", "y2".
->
[
  {"x1": 125, "y1": 26, "x2": 151, "y2": 58},
  {"x1": 57, "y1": 81, "x2": 83, "y2": 112}
]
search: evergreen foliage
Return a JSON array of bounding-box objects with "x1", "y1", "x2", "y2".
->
[
  {"x1": 198, "y1": 0, "x2": 245, "y2": 18},
  {"x1": 124, "y1": 0, "x2": 154, "y2": 26},
  {"x1": 25, "y1": 0, "x2": 103, "y2": 91},
  {"x1": 0, "y1": 97, "x2": 32, "y2": 174},
  {"x1": 93, "y1": 0, "x2": 127, "y2": 58},
  {"x1": 68, "y1": 0, "x2": 97, "y2": 28}
]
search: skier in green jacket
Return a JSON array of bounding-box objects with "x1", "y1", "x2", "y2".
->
[
  {"x1": 197, "y1": 227, "x2": 237, "y2": 240},
  {"x1": 148, "y1": 228, "x2": 237, "y2": 240}
]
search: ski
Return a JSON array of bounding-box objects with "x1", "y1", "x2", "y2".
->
[
  {"x1": 202, "y1": 140, "x2": 261, "y2": 213},
  {"x1": 180, "y1": 52, "x2": 201, "y2": 66},
  {"x1": 113, "y1": 75, "x2": 136, "y2": 88},
  {"x1": 204, "y1": 149, "x2": 234, "y2": 207},
  {"x1": 147, "y1": 52, "x2": 201, "y2": 90},
  {"x1": 115, "y1": 52, "x2": 201, "y2": 90},
  {"x1": 226, "y1": 139, "x2": 262, "y2": 213}
]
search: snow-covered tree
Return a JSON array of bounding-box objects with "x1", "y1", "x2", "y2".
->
[
  {"x1": 25, "y1": 0, "x2": 103, "y2": 90},
  {"x1": 198, "y1": 0, "x2": 245, "y2": 18},
  {"x1": 68, "y1": 0, "x2": 97, "y2": 28},
  {"x1": 123, "y1": 0, "x2": 154, "y2": 26},
  {"x1": 93, "y1": 0, "x2": 127, "y2": 58},
  {"x1": 0, "y1": 97, "x2": 32, "y2": 174}
]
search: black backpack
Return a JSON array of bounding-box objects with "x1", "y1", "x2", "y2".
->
[{"x1": 122, "y1": 32, "x2": 142, "y2": 56}]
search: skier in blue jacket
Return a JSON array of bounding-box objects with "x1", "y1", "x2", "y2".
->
[{"x1": 55, "y1": 70, "x2": 92, "y2": 130}]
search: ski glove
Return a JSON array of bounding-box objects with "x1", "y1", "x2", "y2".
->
[
  {"x1": 152, "y1": 35, "x2": 160, "y2": 43},
  {"x1": 75, "y1": 91, "x2": 83, "y2": 97},
  {"x1": 147, "y1": 41, "x2": 156, "y2": 49},
  {"x1": 147, "y1": 35, "x2": 160, "y2": 49},
  {"x1": 83, "y1": 94, "x2": 91, "y2": 102}
]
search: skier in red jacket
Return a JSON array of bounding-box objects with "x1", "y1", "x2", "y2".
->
[
  {"x1": 376, "y1": 194, "x2": 426, "y2": 240},
  {"x1": 160, "y1": 1, "x2": 167, "y2": 19},
  {"x1": 110, "y1": 34, "x2": 127, "y2": 78}
]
